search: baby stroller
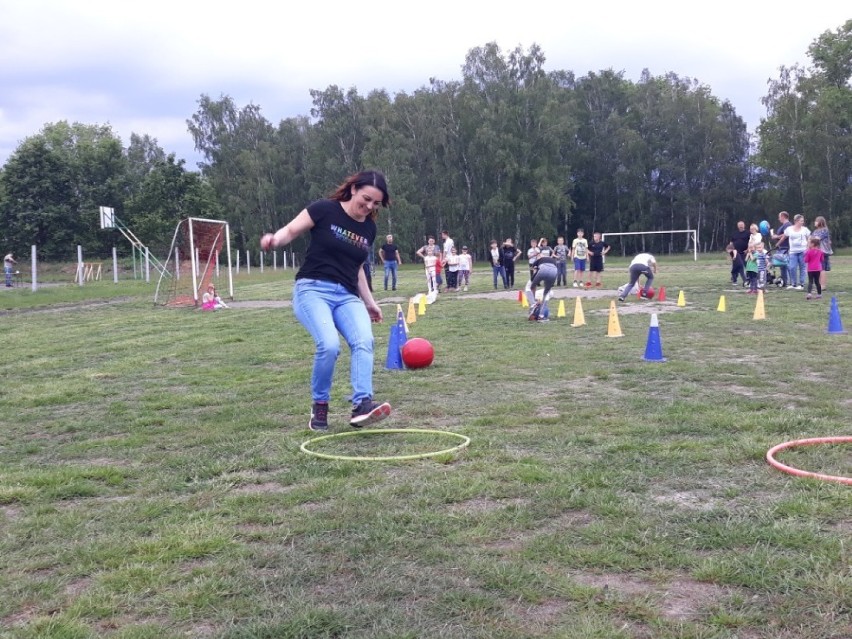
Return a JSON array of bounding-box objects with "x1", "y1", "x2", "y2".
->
[{"x1": 766, "y1": 250, "x2": 785, "y2": 287}]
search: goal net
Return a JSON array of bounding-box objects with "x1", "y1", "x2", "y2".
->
[{"x1": 155, "y1": 218, "x2": 233, "y2": 307}]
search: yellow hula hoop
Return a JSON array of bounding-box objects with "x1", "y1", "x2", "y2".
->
[{"x1": 300, "y1": 428, "x2": 471, "y2": 462}]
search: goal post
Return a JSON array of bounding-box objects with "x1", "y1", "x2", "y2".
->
[
  {"x1": 154, "y1": 217, "x2": 233, "y2": 306},
  {"x1": 601, "y1": 230, "x2": 698, "y2": 261}
]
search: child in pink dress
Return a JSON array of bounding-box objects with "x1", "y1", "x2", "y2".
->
[{"x1": 803, "y1": 237, "x2": 824, "y2": 300}]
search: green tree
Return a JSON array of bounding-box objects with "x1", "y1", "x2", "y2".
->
[{"x1": 0, "y1": 122, "x2": 126, "y2": 259}]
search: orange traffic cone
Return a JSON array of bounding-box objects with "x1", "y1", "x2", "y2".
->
[{"x1": 657, "y1": 286, "x2": 667, "y2": 302}]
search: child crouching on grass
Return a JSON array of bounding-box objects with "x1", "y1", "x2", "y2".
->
[{"x1": 804, "y1": 237, "x2": 824, "y2": 300}]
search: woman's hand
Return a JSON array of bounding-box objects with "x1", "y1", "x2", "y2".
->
[
  {"x1": 365, "y1": 300, "x2": 383, "y2": 323},
  {"x1": 260, "y1": 233, "x2": 276, "y2": 252}
]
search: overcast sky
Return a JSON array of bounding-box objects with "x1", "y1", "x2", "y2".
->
[{"x1": 0, "y1": 1, "x2": 848, "y2": 169}]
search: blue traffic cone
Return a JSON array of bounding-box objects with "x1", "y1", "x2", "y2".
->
[
  {"x1": 642, "y1": 313, "x2": 667, "y2": 362},
  {"x1": 826, "y1": 296, "x2": 847, "y2": 335},
  {"x1": 385, "y1": 321, "x2": 404, "y2": 370},
  {"x1": 396, "y1": 306, "x2": 408, "y2": 351}
]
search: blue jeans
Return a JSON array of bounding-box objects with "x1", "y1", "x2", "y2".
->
[
  {"x1": 787, "y1": 252, "x2": 805, "y2": 286},
  {"x1": 4, "y1": 265, "x2": 11, "y2": 287},
  {"x1": 492, "y1": 264, "x2": 507, "y2": 289},
  {"x1": 292, "y1": 279, "x2": 375, "y2": 404},
  {"x1": 383, "y1": 260, "x2": 398, "y2": 289},
  {"x1": 623, "y1": 264, "x2": 653, "y2": 297}
]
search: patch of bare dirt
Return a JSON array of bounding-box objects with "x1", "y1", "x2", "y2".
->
[
  {"x1": 1, "y1": 504, "x2": 22, "y2": 519},
  {"x1": 572, "y1": 572, "x2": 736, "y2": 622},
  {"x1": 64, "y1": 576, "x2": 92, "y2": 597},
  {"x1": 231, "y1": 481, "x2": 287, "y2": 495},
  {"x1": 651, "y1": 489, "x2": 723, "y2": 512},
  {"x1": 509, "y1": 598, "x2": 569, "y2": 627},
  {"x1": 446, "y1": 496, "x2": 529, "y2": 514}
]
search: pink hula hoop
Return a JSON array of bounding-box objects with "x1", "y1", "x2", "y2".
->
[{"x1": 766, "y1": 436, "x2": 852, "y2": 485}]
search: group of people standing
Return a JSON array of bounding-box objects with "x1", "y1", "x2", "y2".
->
[
  {"x1": 729, "y1": 212, "x2": 833, "y2": 299},
  {"x1": 415, "y1": 231, "x2": 472, "y2": 294},
  {"x1": 489, "y1": 229, "x2": 612, "y2": 292}
]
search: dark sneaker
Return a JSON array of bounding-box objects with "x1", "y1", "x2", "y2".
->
[
  {"x1": 528, "y1": 302, "x2": 541, "y2": 321},
  {"x1": 350, "y1": 399, "x2": 391, "y2": 428},
  {"x1": 618, "y1": 297, "x2": 625, "y2": 302},
  {"x1": 309, "y1": 401, "x2": 329, "y2": 431}
]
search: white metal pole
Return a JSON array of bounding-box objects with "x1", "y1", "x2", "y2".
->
[
  {"x1": 215, "y1": 249, "x2": 220, "y2": 278},
  {"x1": 145, "y1": 247, "x2": 151, "y2": 283},
  {"x1": 283, "y1": 251, "x2": 288, "y2": 270},
  {"x1": 175, "y1": 247, "x2": 181, "y2": 280},
  {"x1": 195, "y1": 247, "x2": 200, "y2": 279},
  {"x1": 31, "y1": 245, "x2": 37, "y2": 292},
  {"x1": 225, "y1": 223, "x2": 234, "y2": 299},
  {"x1": 273, "y1": 251, "x2": 277, "y2": 270},
  {"x1": 260, "y1": 251, "x2": 264, "y2": 274},
  {"x1": 112, "y1": 246, "x2": 118, "y2": 283},
  {"x1": 188, "y1": 220, "x2": 198, "y2": 300},
  {"x1": 247, "y1": 250, "x2": 251, "y2": 275},
  {"x1": 132, "y1": 245, "x2": 137, "y2": 279},
  {"x1": 77, "y1": 245, "x2": 84, "y2": 286}
]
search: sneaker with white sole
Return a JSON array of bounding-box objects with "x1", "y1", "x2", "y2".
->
[
  {"x1": 350, "y1": 399, "x2": 392, "y2": 428},
  {"x1": 309, "y1": 401, "x2": 329, "y2": 431}
]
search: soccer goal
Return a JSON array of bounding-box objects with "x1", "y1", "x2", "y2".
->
[
  {"x1": 601, "y1": 230, "x2": 698, "y2": 261},
  {"x1": 154, "y1": 217, "x2": 233, "y2": 306}
]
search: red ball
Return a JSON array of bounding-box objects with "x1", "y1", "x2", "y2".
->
[{"x1": 401, "y1": 337, "x2": 434, "y2": 369}]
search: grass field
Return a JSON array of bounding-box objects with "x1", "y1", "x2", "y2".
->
[{"x1": 0, "y1": 255, "x2": 850, "y2": 639}]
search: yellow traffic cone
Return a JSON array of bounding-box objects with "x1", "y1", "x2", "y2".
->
[
  {"x1": 606, "y1": 300, "x2": 623, "y2": 337},
  {"x1": 407, "y1": 299, "x2": 417, "y2": 324},
  {"x1": 570, "y1": 297, "x2": 586, "y2": 327},
  {"x1": 521, "y1": 295, "x2": 529, "y2": 308},
  {"x1": 717, "y1": 295, "x2": 726, "y2": 312},
  {"x1": 753, "y1": 290, "x2": 766, "y2": 320},
  {"x1": 677, "y1": 290, "x2": 686, "y2": 307},
  {"x1": 418, "y1": 295, "x2": 427, "y2": 316},
  {"x1": 557, "y1": 299, "x2": 566, "y2": 318}
]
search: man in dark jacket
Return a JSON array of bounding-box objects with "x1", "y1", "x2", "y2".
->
[{"x1": 730, "y1": 220, "x2": 750, "y2": 286}]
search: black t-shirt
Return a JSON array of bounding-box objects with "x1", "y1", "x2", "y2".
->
[
  {"x1": 295, "y1": 199, "x2": 376, "y2": 295},
  {"x1": 730, "y1": 229, "x2": 750, "y2": 254},
  {"x1": 380, "y1": 243, "x2": 399, "y2": 261},
  {"x1": 501, "y1": 244, "x2": 516, "y2": 264},
  {"x1": 588, "y1": 241, "x2": 609, "y2": 261}
]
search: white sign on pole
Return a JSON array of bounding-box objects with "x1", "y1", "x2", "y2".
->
[{"x1": 99, "y1": 206, "x2": 115, "y2": 229}]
